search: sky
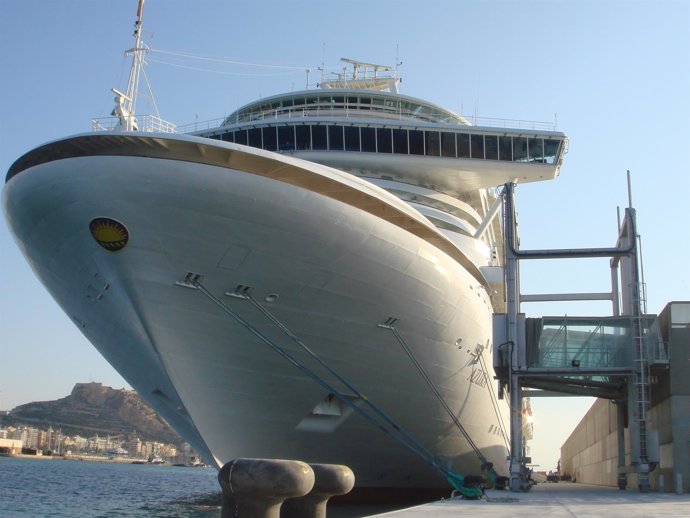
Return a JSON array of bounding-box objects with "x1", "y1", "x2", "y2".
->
[{"x1": 1, "y1": 0, "x2": 688, "y2": 472}]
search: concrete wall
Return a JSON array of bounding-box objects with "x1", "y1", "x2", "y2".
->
[{"x1": 560, "y1": 399, "x2": 625, "y2": 487}]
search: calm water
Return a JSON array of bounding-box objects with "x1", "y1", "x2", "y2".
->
[
  {"x1": 0, "y1": 456, "x2": 405, "y2": 517},
  {"x1": 0, "y1": 456, "x2": 221, "y2": 518}
]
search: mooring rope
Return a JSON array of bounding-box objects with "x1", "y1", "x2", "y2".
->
[{"x1": 192, "y1": 280, "x2": 454, "y2": 480}]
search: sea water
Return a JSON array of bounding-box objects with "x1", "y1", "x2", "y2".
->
[
  {"x1": 0, "y1": 456, "x2": 220, "y2": 517},
  {"x1": 0, "y1": 456, "x2": 404, "y2": 517}
]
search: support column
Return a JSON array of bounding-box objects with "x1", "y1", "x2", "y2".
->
[
  {"x1": 504, "y1": 183, "x2": 525, "y2": 492},
  {"x1": 616, "y1": 401, "x2": 627, "y2": 490}
]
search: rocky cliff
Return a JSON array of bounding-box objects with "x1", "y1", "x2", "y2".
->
[{"x1": 4, "y1": 382, "x2": 182, "y2": 445}]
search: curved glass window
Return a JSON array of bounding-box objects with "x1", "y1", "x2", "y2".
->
[
  {"x1": 223, "y1": 92, "x2": 469, "y2": 126},
  {"x1": 210, "y1": 122, "x2": 564, "y2": 168},
  {"x1": 544, "y1": 139, "x2": 561, "y2": 165}
]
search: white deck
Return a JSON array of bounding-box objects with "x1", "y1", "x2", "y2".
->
[{"x1": 370, "y1": 482, "x2": 690, "y2": 517}]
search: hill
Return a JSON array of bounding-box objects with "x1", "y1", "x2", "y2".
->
[{"x1": 3, "y1": 382, "x2": 183, "y2": 445}]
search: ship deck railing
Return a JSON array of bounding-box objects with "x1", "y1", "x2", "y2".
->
[
  {"x1": 92, "y1": 115, "x2": 177, "y2": 133},
  {"x1": 177, "y1": 111, "x2": 556, "y2": 135},
  {"x1": 178, "y1": 99, "x2": 556, "y2": 131}
]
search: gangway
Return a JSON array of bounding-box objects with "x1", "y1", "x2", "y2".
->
[{"x1": 493, "y1": 177, "x2": 665, "y2": 493}]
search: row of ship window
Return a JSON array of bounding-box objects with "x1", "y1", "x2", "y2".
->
[
  {"x1": 227, "y1": 94, "x2": 463, "y2": 125},
  {"x1": 207, "y1": 124, "x2": 562, "y2": 164}
]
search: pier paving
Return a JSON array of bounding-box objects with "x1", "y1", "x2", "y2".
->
[{"x1": 370, "y1": 482, "x2": 690, "y2": 517}]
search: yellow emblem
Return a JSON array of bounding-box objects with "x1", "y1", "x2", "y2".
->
[{"x1": 89, "y1": 218, "x2": 129, "y2": 251}]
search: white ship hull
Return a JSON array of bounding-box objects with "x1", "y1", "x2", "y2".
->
[{"x1": 4, "y1": 134, "x2": 509, "y2": 494}]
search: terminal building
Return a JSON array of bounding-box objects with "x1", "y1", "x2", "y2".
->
[{"x1": 560, "y1": 302, "x2": 690, "y2": 492}]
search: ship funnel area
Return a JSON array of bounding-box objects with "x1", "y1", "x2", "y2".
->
[{"x1": 494, "y1": 179, "x2": 664, "y2": 493}]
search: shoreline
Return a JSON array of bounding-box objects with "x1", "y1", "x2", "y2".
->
[{"x1": 0, "y1": 452, "x2": 185, "y2": 465}]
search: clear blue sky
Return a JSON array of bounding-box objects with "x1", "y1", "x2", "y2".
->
[{"x1": 1, "y1": 0, "x2": 688, "y2": 472}]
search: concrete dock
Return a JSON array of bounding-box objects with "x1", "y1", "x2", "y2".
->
[{"x1": 370, "y1": 483, "x2": 690, "y2": 517}]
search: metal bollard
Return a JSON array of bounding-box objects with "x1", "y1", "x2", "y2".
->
[
  {"x1": 281, "y1": 463, "x2": 356, "y2": 518},
  {"x1": 218, "y1": 458, "x2": 315, "y2": 518}
]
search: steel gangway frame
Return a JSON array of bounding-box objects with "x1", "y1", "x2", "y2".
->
[{"x1": 495, "y1": 178, "x2": 654, "y2": 492}]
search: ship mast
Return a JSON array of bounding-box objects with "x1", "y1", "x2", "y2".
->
[{"x1": 112, "y1": 0, "x2": 146, "y2": 131}]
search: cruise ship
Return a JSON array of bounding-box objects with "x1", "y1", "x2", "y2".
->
[{"x1": 3, "y1": 2, "x2": 567, "y2": 501}]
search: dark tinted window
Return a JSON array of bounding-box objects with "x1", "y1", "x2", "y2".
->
[
  {"x1": 470, "y1": 134, "x2": 484, "y2": 159},
  {"x1": 234, "y1": 130, "x2": 247, "y2": 145},
  {"x1": 328, "y1": 126, "x2": 344, "y2": 150},
  {"x1": 248, "y1": 128, "x2": 262, "y2": 148},
  {"x1": 278, "y1": 126, "x2": 294, "y2": 151},
  {"x1": 361, "y1": 127, "x2": 376, "y2": 152},
  {"x1": 513, "y1": 137, "x2": 528, "y2": 161},
  {"x1": 312, "y1": 125, "x2": 327, "y2": 150},
  {"x1": 344, "y1": 126, "x2": 360, "y2": 151},
  {"x1": 499, "y1": 136, "x2": 512, "y2": 161},
  {"x1": 457, "y1": 133, "x2": 470, "y2": 158},
  {"x1": 393, "y1": 129, "x2": 408, "y2": 154},
  {"x1": 295, "y1": 125, "x2": 310, "y2": 150},
  {"x1": 262, "y1": 127, "x2": 277, "y2": 151},
  {"x1": 377, "y1": 128, "x2": 392, "y2": 153},
  {"x1": 409, "y1": 130, "x2": 424, "y2": 155},
  {"x1": 485, "y1": 135, "x2": 498, "y2": 160},
  {"x1": 425, "y1": 131, "x2": 440, "y2": 156},
  {"x1": 544, "y1": 139, "x2": 560, "y2": 164},
  {"x1": 441, "y1": 132, "x2": 456, "y2": 157},
  {"x1": 529, "y1": 138, "x2": 543, "y2": 162}
]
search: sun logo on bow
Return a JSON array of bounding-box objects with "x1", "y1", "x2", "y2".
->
[{"x1": 89, "y1": 217, "x2": 129, "y2": 251}]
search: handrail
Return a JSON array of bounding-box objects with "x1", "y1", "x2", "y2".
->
[{"x1": 92, "y1": 115, "x2": 176, "y2": 133}]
